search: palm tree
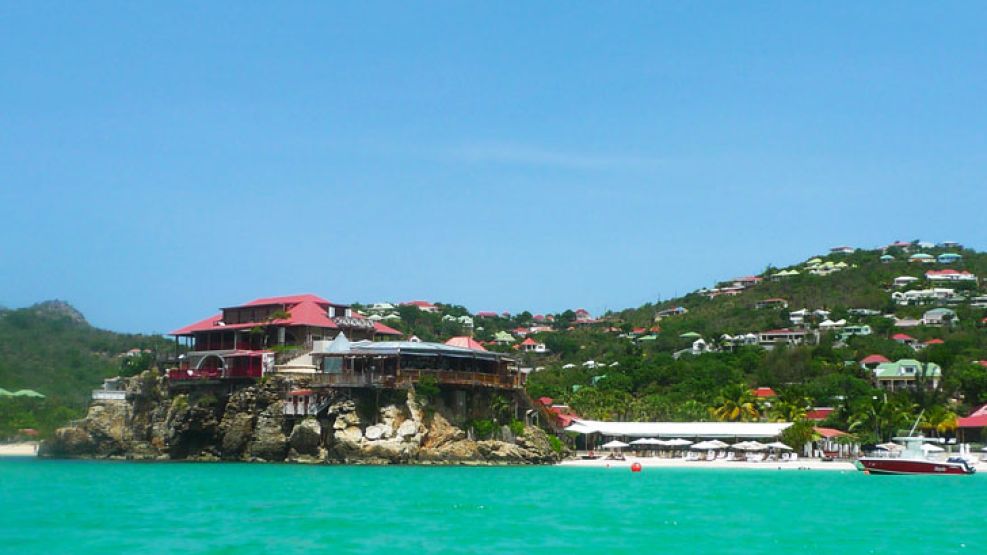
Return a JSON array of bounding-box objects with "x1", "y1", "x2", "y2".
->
[
  {"x1": 768, "y1": 401, "x2": 807, "y2": 423},
  {"x1": 921, "y1": 406, "x2": 958, "y2": 438},
  {"x1": 710, "y1": 384, "x2": 760, "y2": 422}
]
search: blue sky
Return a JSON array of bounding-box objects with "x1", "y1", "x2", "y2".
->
[{"x1": 2, "y1": 3, "x2": 986, "y2": 333}]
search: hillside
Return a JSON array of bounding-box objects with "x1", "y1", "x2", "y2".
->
[
  {"x1": 0, "y1": 301, "x2": 172, "y2": 436},
  {"x1": 380, "y1": 241, "x2": 987, "y2": 442},
  {"x1": 4, "y1": 240, "x2": 987, "y2": 442}
]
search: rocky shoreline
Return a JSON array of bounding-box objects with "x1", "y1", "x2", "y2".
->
[{"x1": 40, "y1": 371, "x2": 565, "y2": 465}]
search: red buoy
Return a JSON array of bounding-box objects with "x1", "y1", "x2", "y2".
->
[{"x1": 631, "y1": 462, "x2": 642, "y2": 472}]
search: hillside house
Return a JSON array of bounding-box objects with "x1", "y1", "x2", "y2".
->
[
  {"x1": 893, "y1": 276, "x2": 920, "y2": 288},
  {"x1": 758, "y1": 329, "x2": 812, "y2": 349},
  {"x1": 755, "y1": 298, "x2": 788, "y2": 310},
  {"x1": 922, "y1": 308, "x2": 957, "y2": 327},
  {"x1": 830, "y1": 246, "x2": 856, "y2": 254},
  {"x1": 402, "y1": 300, "x2": 440, "y2": 313},
  {"x1": 836, "y1": 324, "x2": 872, "y2": 341},
  {"x1": 732, "y1": 276, "x2": 763, "y2": 288},
  {"x1": 859, "y1": 354, "x2": 890, "y2": 370},
  {"x1": 444, "y1": 336, "x2": 487, "y2": 351},
  {"x1": 908, "y1": 253, "x2": 936, "y2": 264},
  {"x1": 892, "y1": 288, "x2": 956, "y2": 305},
  {"x1": 770, "y1": 269, "x2": 800, "y2": 281},
  {"x1": 168, "y1": 294, "x2": 402, "y2": 381},
  {"x1": 880, "y1": 254, "x2": 895, "y2": 263},
  {"x1": 574, "y1": 309, "x2": 592, "y2": 322},
  {"x1": 892, "y1": 333, "x2": 917, "y2": 347},
  {"x1": 492, "y1": 331, "x2": 515, "y2": 345},
  {"x1": 519, "y1": 337, "x2": 548, "y2": 353},
  {"x1": 656, "y1": 306, "x2": 689, "y2": 318},
  {"x1": 937, "y1": 253, "x2": 963, "y2": 264},
  {"x1": 872, "y1": 359, "x2": 942, "y2": 392},
  {"x1": 926, "y1": 269, "x2": 977, "y2": 283}
]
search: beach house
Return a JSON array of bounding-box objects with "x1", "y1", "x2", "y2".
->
[
  {"x1": 758, "y1": 329, "x2": 812, "y2": 349},
  {"x1": 922, "y1": 307, "x2": 958, "y2": 327}
]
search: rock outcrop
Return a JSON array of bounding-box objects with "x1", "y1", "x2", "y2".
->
[{"x1": 41, "y1": 372, "x2": 564, "y2": 466}]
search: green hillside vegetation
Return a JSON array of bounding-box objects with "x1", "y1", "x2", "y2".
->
[{"x1": 0, "y1": 301, "x2": 172, "y2": 438}]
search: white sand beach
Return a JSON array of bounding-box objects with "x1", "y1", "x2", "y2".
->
[
  {"x1": 560, "y1": 455, "x2": 857, "y2": 471},
  {"x1": 0, "y1": 442, "x2": 39, "y2": 456}
]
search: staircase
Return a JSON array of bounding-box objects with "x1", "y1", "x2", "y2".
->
[{"x1": 519, "y1": 389, "x2": 565, "y2": 435}]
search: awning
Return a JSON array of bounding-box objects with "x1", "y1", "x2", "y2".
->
[{"x1": 564, "y1": 419, "x2": 791, "y2": 439}]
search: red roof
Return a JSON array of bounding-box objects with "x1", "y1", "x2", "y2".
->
[
  {"x1": 958, "y1": 415, "x2": 987, "y2": 428},
  {"x1": 288, "y1": 389, "x2": 314, "y2": 396},
  {"x1": 537, "y1": 397, "x2": 553, "y2": 406},
  {"x1": 925, "y1": 338, "x2": 944, "y2": 345},
  {"x1": 805, "y1": 408, "x2": 834, "y2": 421},
  {"x1": 860, "y1": 354, "x2": 891, "y2": 365},
  {"x1": 814, "y1": 427, "x2": 848, "y2": 439},
  {"x1": 752, "y1": 387, "x2": 777, "y2": 398},
  {"x1": 172, "y1": 294, "x2": 400, "y2": 336},
  {"x1": 241, "y1": 294, "x2": 331, "y2": 307},
  {"x1": 892, "y1": 333, "x2": 915, "y2": 341},
  {"x1": 373, "y1": 322, "x2": 402, "y2": 336},
  {"x1": 444, "y1": 336, "x2": 488, "y2": 351},
  {"x1": 761, "y1": 329, "x2": 805, "y2": 336},
  {"x1": 520, "y1": 337, "x2": 539, "y2": 346},
  {"x1": 402, "y1": 300, "x2": 436, "y2": 309},
  {"x1": 632, "y1": 327, "x2": 646, "y2": 334},
  {"x1": 476, "y1": 312, "x2": 499, "y2": 318},
  {"x1": 979, "y1": 361, "x2": 987, "y2": 368}
]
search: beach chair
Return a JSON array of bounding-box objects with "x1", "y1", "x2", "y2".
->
[
  {"x1": 717, "y1": 451, "x2": 727, "y2": 460},
  {"x1": 790, "y1": 453, "x2": 798, "y2": 462},
  {"x1": 706, "y1": 450, "x2": 716, "y2": 461},
  {"x1": 780, "y1": 453, "x2": 790, "y2": 462},
  {"x1": 725, "y1": 451, "x2": 736, "y2": 462}
]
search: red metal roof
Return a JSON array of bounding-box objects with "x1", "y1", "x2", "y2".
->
[
  {"x1": 444, "y1": 336, "x2": 488, "y2": 351},
  {"x1": 957, "y1": 415, "x2": 987, "y2": 428},
  {"x1": 241, "y1": 294, "x2": 331, "y2": 307},
  {"x1": 520, "y1": 337, "x2": 539, "y2": 346},
  {"x1": 892, "y1": 333, "x2": 915, "y2": 341},
  {"x1": 537, "y1": 396, "x2": 553, "y2": 406},
  {"x1": 814, "y1": 427, "x2": 848, "y2": 439},
  {"x1": 373, "y1": 322, "x2": 402, "y2": 336},
  {"x1": 805, "y1": 408, "x2": 835, "y2": 421},
  {"x1": 860, "y1": 354, "x2": 891, "y2": 365},
  {"x1": 752, "y1": 387, "x2": 777, "y2": 398},
  {"x1": 925, "y1": 338, "x2": 944, "y2": 345},
  {"x1": 402, "y1": 300, "x2": 436, "y2": 309},
  {"x1": 761, "y1": 329, "x2": 805, "y2": 335}
]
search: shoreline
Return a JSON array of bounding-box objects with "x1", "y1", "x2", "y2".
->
[
  {"x1": 558, "y1": 455, "x2": 858, "y2": 471},
  {"x1": 0, "y1": 442, "x2": 39, "y2": 457}
]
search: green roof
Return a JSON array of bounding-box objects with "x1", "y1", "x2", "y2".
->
[
  {"x1": 924, "y1": 308, "x2": 956, "y2": 316},
  {"x1": 637, "y1": 334, "x2": 658, "y2": 341},
  {"x1": 493, "y1": 331, "x2": 515, "y2": 342},
  {"x1": 679, "y1": 332, "x2": 702, "y2": 339},
  {"x1": 909, "y1": 253, "x2": 934, "y2": 259},
  {"x1": 874, "y1": 360, "x2": 941, "y2": 379}
]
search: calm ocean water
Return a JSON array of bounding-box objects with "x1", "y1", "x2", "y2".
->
[{"x1": 0, "y1": 458, "x2": 982, "y2": 554}]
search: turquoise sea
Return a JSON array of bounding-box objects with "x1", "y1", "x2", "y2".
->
[{"x1": 1, "y1": 458, "x2": 983, "y2": 554}]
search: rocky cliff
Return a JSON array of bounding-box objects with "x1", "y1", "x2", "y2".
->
[{"x1": 40, "y1": 371, "x2": 565, "y2": 465}]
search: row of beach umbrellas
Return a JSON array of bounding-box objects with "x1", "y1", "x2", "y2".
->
[{"x1": 600, "y1": 439, "x2": 792, "y2": 451}]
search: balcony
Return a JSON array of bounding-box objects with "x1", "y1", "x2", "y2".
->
[{"x1": 309, "y1": 368, "x2": 520, "y2": 390}]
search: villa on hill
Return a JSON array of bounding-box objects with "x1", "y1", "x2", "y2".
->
[
  {"x1": 871, "y1": 359, "x2": 942, "y2": 392},
  {"x1": 167, "y1": 294, "x2": 524, "y2": 396},
  {"x1": 168, "y1": 294, "x2": 401, "y2": 381}
]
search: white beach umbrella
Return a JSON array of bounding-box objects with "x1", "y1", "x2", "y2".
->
[
  {"x1": 629, "y1": 438, "x2": 653, "y2": 446},
  {"x1": 601, "y1": 440, "x2": 629, "y2": 449},
  {"x1": 692, "y1": 440, "x2": 729, "y2": 450},
  {"x1": 766, "y1": 441, "x2": 793, "y2": 451},
  {"x1": 664, "y1": 438, "x2": 693, "y2": 447},
  {"x1": 733, "y1": 441, "x2": 768, "y2": 451}
]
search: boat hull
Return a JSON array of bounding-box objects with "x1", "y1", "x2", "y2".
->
[{"x1": 857, "y1": 457, "x2": 975, "y2": 475}]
